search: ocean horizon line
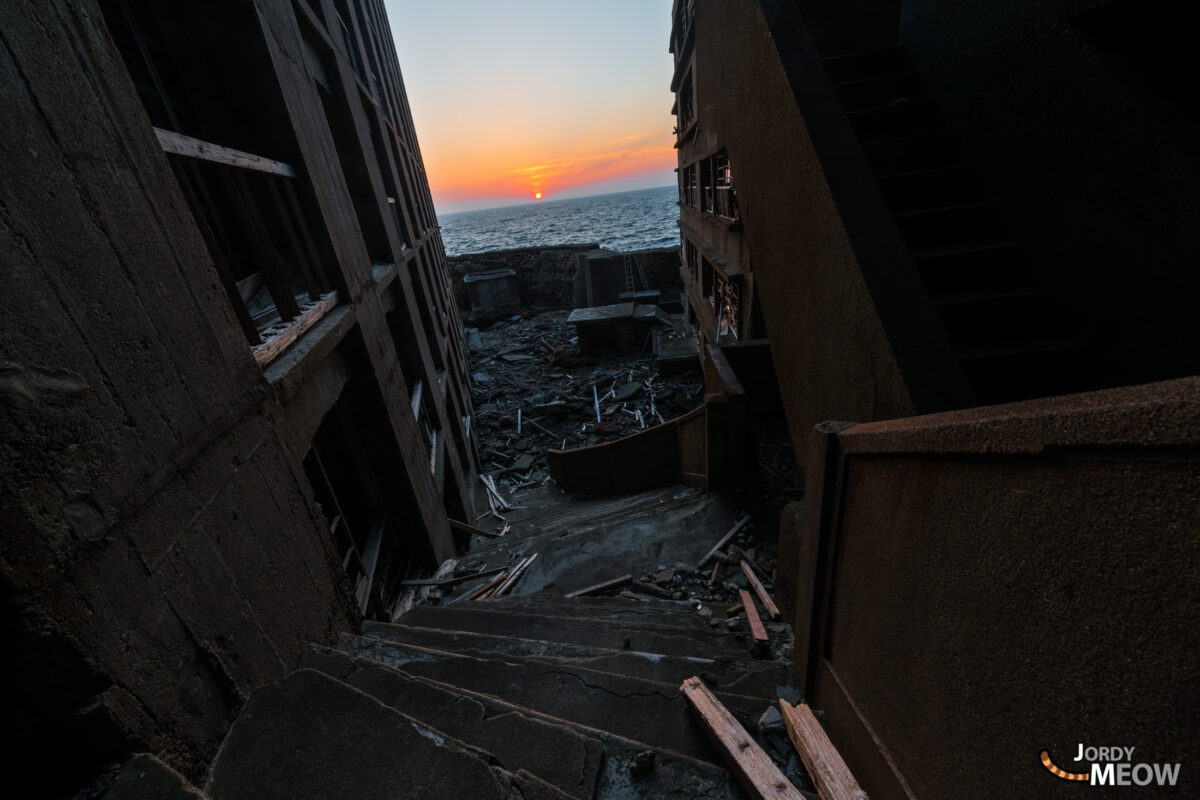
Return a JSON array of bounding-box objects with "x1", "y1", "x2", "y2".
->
[{"x1": 437, "y1": 183, "x2": 676, "y2": 219}]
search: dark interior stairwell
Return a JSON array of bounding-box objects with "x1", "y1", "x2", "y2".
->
[{"x1": 823, "y1": 45, "x2": 1097, "y2": 404}]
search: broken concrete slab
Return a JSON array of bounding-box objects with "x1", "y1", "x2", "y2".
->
[
  {"x1": 304, "y1": 644, "x2": 738, "y2": 800},
  {"x1": 338, "y1": 636, "x2": 774, "y2": 762},
  {"x1": 388, "y1": 606, "x2": 753, "y2": 658},
  {"x1": 360, "y1": 624, "x2": 791, "y2": 697},
  {"x1": 297, "y1": 652, "x2": 605, "y2": 800},
  {"x1": 205, "y1": 669, "x2": 520, "y2": 800},
  {"x1": 102, "y1": 754, "x2": 209, "y2": 800}
]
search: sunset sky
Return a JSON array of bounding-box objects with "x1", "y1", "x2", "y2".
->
[{"x1": 385, "y1": 0, "x2": 676, "y2": 213}]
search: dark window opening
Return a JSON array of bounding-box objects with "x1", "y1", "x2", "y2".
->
[
  {"x1": 714, "y1": 151, "x2": 739, "y2": 221},
  {"x1": 302, "y1": 376, "x2": 432, "y2": 619},
  {"x1": 99, "y1": 0, "x2": 335, "y2": 346}
]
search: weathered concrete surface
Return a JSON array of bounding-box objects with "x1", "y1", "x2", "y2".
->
[
  {"x1": 363, "y1": 622, "x2": 791, "y2": 698},
  {"x1": 340, "y1": 636, "x2": 773, "y2": 762},
  {"x1": 466, "y1": 485, "x2": 741, "y2": 596},
  {"x1": 206, "y1": 669, "x2": 525, "y2": 800},
  {"x1": 0, "y1": 1, "x2": 360, "y2": 782},
  {"x1": 298, "y1": 648, "x2": 605, "y2": 800},
  {"x1": 385, "y1": 607, "x2": 753, "y2": 657},
  {"x1": 102, "y1": 754, "x2": 209, "y2": 800},
  {"x1": 682, "y1": 0, "x2": 971, "y2": 472},
  {"x1": 783, "y1": 378, "x2": 1200, "y2": 800},
  {"x1": 301, "y1": 646, "x2": 740, "y2": 800},
  {"x1": 449, "y1": 245, "x2": 682, "y2": 312},
  {"x1": 2, "y1": 0, "x2": 477, "y2": 787}
]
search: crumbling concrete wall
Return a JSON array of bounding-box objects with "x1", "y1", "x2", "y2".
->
[
  {"x1": 0, "y1": 1, "x2": 357, "y2": 787},
  {"x1": 450, "y1": 245, "x2": 682, "y2": 313}
]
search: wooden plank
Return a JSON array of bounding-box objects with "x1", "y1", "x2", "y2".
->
[
  {"x1": 420, "y1": 558, "x2": 458, "y2": 603},
  {"x1": 390, "y1": 590, "x2": 415, "y2": 622},
  {"x1": 740, "y1": 589, "x2": 769, "y2": 644},
  {"x1": 458, "y1": 571, "x2": 507, "y2": 602},
  {"x1": 355, "y1": 517, "x2": 385, "y2": 615},
  {"x1": 398, "y1": 566, "x2": 506, "y2": 588},
  {"x1": 447, "y1": 518, "x2": 505, "y2": 539},
  {"x1": 492, "y1": 553, "x2": 537, "y2": 597},
  {"x1": 155, "y1": 127, "x2": 296, "y2": 177},
  {"x1": 565, "y1": 573, "x2": 633, "y2": 599},
  {"x1": 778, "y1": 701, "x2": 869, "y2": 800},
  {"x1": 252, "y1": 291, "x2": 338, "y2": 365},
  {"x1": 741, "y1": 560, "x2": 781, "y2": 620},
  {"x1": 680, "y1": 676, "x2": 804, "y2": 800},
  {"x1": 699, "y1": 514, "x2": 751, "y2": 567}
]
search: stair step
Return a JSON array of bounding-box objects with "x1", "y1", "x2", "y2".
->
[
  {"x1": 822, "y1": 45, "x2": 910, "y2": 84},
  {"x1": 102, "y1": 753, "x2": 209, "y2": 799},
  {"x1": 893, "y1": 202, "x2": 1002, "y2": 251},
  {"x1": 451, "y1": 595, "x2": 716, "y2": 630},
  {"x1": 364, "y1": 623, "x2": 793, "y2": 698},
  {"x1": 338, "y1": 635, "x2": 775, "y2": 763},
  {"x1": 300, "y1": 644, "x2": 603, "y2": 800},
  {"x1": 301, "y1": 646, "x2": 740, "y2": 800},
  {"x1": 848, "y1": 99, "x2": 941, "y2": 143},
  {"x1": 861, "y1": 131, "x2": 961, "y2": 175},
  {"x1": 834, "y1": 71, "x2": 923, "y2": 112},
  {"x1": 479, "y1": 591, "x2": 696, "y2": 614},
  {"x1": 204, "y1": 668, "x2": 555, "y2": 800},
  {"x1": 388, "y1": 606, "x2": 755, "y2": 658},
  {"x1": 876, "y1": 164, "x2": 980, "y2": 213},
  {"x1": 911, "y1": 243, "x2": 1033, "y2": 297}
]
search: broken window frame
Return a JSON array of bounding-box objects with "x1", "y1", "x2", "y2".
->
[{"x1": 713, "y1": 151, "x2": 739, "y2": 222}]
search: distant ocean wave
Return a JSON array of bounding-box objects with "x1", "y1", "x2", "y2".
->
[{"x1": 438, "y1": 185, "x2": 679, "y2": 256}]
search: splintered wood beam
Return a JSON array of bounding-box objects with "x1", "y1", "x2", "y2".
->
[
  {"x1": 252, "y1": 291, "x2": 338, "y2": 366},
  {"x1": 492, "y1": 553, "x2": 538, "y2": 597},
  {"x1": 390, "y1": 591, "x2": 415, "y2": 622},
  {"x1": 565, "y1": 573, "x2": 633, "y2": 598},
  {"x1": 699, "y1": 513, "x2": 751, "y2": 567},
  {"x1": 447, "y1": 518, "x2": 504, "y2": 539},
  {"x1": 398, "y1": 566, "x2": 506, "y2": 588},
  {"x1": 155, "y1": 127, "x2": 296, "y2": 177},
  {"x1": 778, "y1": 701, "x2": 869, "y2": 800},
  {"x1": 680, "y1": 676, "x2": 805, "y2": 800},
  {"x1": 741, "y1": 560, "x2": 781, "y2": 620},
  {"x1": 740, "y1": 589, "x2": 769, "y2": 644},
  {"x1": 459, "y1": 572, "x2": 508, "y2": 602}
]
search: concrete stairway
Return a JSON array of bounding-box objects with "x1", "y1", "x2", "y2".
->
[
  {"x1": 824, "y1": 45, "x2": 1094, "y2": 403},
  {"x1": 100, "y1": 593, "x2": 808, "y2": 800}
]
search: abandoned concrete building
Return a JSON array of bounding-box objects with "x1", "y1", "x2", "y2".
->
[
  {"x1": 670, "y1": 0, "x2": 1198, "y2": 798},
  {"x1": 1, "y1": 0, "x2": 1197, "y2": 799}
]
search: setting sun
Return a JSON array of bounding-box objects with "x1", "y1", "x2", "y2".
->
[{"x1": 534, "y1": 192, "x2": 543, "y2": 200}]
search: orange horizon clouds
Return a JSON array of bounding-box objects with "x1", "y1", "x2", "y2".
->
[{"x1": 385, "y1": 0, "x2": 676, "y2": 212}]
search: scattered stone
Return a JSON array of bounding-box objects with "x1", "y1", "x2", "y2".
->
[
  {"x1": 671, "y1": 591, "x2": 684, "y2": 600},
  {"x1": 724, "y1": 617, "x2": 741, "y2": 631},
  {"x1": 758, "y1": 706, "x2": 785, "y2": 735}
]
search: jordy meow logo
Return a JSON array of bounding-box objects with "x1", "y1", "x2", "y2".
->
[{"x1": 1040, "y1": 745, "x2": 1182, "y2": 787}]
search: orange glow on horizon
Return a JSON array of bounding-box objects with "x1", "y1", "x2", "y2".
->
[{"x1": 419, "y1": 127, "x2": 677, "y2": 208}]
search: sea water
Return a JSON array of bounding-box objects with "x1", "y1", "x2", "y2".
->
[{"x1": 438, "y1": 185, "x2": 679, "y2": 256}]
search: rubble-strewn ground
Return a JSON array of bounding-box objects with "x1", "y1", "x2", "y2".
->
[{"x1": 467, "y1": 309, "x2": 707, "y2": 485}]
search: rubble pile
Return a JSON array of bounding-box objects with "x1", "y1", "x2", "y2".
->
[
  {"x1": 467, "y1": 309, "x2": 705, "y2": 490},
  {"x1": 616, "y1": 518, "x2": 793, "y2": 663}
]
